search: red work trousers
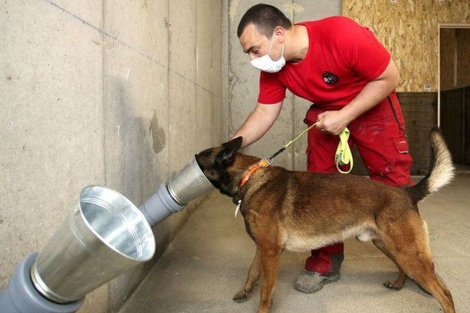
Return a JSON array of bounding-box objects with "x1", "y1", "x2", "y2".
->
[{"x1": 303, "y1": 93, "x2": 413, "y2": 274}]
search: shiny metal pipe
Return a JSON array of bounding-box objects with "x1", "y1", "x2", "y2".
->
[
  {"x1": 31, "y1": 186, "x2": 155, "y2": 303},
  {"x1": 139, "y1": 157, "x2": 214, "y2": 228},
  {"x1": 167, "y1": 157, "x2": 214, "y2": 205}
]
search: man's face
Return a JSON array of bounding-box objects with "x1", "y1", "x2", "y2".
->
[{"x1": 239, "y1": 23, "x2": 272, "y2": 61}]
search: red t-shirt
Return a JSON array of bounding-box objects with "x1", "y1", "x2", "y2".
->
[{"x1": 258, "y1": 16, "x2": 391, "y2": 109}]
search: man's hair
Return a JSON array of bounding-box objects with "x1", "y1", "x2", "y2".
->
[{"x1": 237, "y1": 3, "x2": 292, "y2": 38}]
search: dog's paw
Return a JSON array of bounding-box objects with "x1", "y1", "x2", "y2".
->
[
  {"x1": 383, "y1": 281, "x2": 403, "y2": 290},
  {"x1": 232, "y1": 290, "x2": 250, "y2": 303}
]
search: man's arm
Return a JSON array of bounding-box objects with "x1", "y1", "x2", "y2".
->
[
  {"x1": 231, "y1": 101, "x2": 283, "y2": 148},
  {"x1": 317, "y1": 59, "x2": 400, "y2": 135}
]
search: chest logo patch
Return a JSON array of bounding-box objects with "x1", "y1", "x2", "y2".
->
[{"x1": 323, "y1": 72, "x2": 339, "y2": 85}]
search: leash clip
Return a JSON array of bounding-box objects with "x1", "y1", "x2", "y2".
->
[{"x1": 259, "y1": 157, "x2": 273, "y2": 167}]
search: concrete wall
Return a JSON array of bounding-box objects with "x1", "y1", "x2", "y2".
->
[
  {"x1": 227, "y1": 0, "x2": 342, "y2": 170},
  {"x1": 0, "y1": 0, "x2": 225, "y2": 312}
]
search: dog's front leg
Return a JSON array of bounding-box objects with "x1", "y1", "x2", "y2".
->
[
  {"x1": 257, "y1": 247, "x2": 282, "y2": 313},
  {"x1": 233, "y1": 247, "x2": 261, "y2": 302}
]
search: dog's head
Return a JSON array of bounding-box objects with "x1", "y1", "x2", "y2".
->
[{"x1": 195, "y1": 137, "x2": 246, "y2": 198}]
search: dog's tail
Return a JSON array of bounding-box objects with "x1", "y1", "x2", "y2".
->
[{"x1": 406, "y1": 128, "x2": 455, "y2": 204}]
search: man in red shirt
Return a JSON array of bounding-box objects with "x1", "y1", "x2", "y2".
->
[{"x1": 232, "y1": 4, "x2": 413, "y2": 294}]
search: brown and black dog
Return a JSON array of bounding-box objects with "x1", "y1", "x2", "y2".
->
[{"x1": 195, "y1": 128, "x2": 455, "y2": 313}]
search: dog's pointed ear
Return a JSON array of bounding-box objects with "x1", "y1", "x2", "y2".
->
[
  {"x1": 222, "y1": 136, "x2": 243, "y2": 151},
  {"x1": 217, "y1": 137, "x2": 243, "y2": 167}
]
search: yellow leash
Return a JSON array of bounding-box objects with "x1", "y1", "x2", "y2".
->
[
  {"x1": 335, "y1": 128, "x2": 353, "y2": 174},
  {"x1": 265, "y1": 122, "x2": 353, "y2": 174}
]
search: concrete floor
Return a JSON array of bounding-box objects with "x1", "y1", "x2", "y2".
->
[{"x1": 119, "y1": 173, "x2": 470, "y2": 313}]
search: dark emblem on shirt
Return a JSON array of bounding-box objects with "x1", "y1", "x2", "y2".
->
[{"x1": 323, "y1": 72, "x2": 339, "y2": 85}]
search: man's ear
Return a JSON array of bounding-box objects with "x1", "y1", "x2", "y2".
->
[
  {"x1": 273, "y1": 26, "x2": 285, "y2": 43},
  {"x1": 217, "y1": 137, "x2": 243, "y2": 167}
]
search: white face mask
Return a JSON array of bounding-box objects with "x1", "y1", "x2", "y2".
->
[{"x1": 250, "y1": 33, "x2": 286, "y2": 73}]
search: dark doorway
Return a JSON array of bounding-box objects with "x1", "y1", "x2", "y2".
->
[{"x1": 439, "y1": 26, "x2": 470, "y2": 166}]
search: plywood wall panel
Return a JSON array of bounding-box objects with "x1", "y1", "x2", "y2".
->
[{"x1": 343, "y1": 0, "x2": 470, "y2": 92}]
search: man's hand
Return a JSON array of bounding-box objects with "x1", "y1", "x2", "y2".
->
[
  {"x1": 316, "y1": 110, "x2": 349, "y2": 136},
  {"x1": 316, "y1": 59, "x2": 400, "y2": 136}
]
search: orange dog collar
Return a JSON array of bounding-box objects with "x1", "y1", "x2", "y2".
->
[{"x1": 239, "y1": 158, "x2": 271, "y2": 187}]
